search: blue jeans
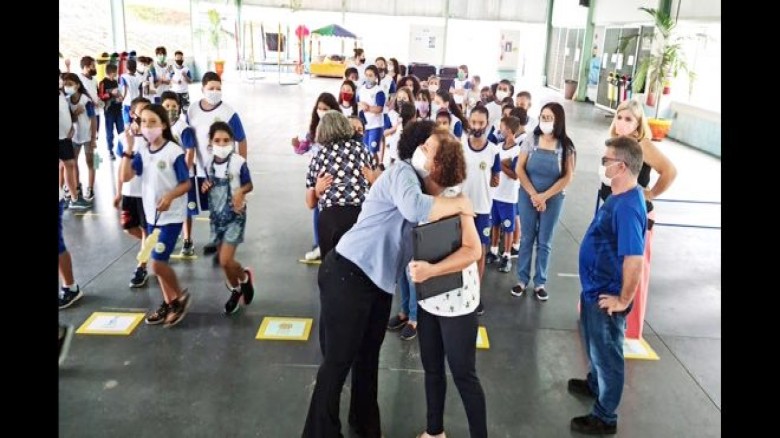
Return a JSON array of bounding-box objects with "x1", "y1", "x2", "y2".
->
[
  {"x1": 104, "y1": 110, "x2": 124, "y2": 153},
  {"x1": 399, "y1": 268, "x2": 418, "y2": 322},
  {"x1": 580, "y1": 300, "x2": 627, "y2": 425},
  {"x1": 516, "y1": 190, "x2": 564, "y2": 288}
]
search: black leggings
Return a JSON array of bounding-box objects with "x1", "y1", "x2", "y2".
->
[
  {"x1": 303, "y1": 251, "x2": 393, "y2": 438},
  {"x1": 418, "y1": 306, "x2": 487, "y2": 438},
  {"x1": 316, "y1": 205, "x2": 361, "y2": 258}
]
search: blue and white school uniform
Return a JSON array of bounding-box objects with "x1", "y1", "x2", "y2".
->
[
  {"x1": 170, "y1": 116, "x2": 200, "y2": 216},
  {"x1": 68, "y1": 94, "x2": 96, "y2": 146},
  {"x1": 461, "y1": 138, "x2": 501, "y2": 244},
  {"x1": 187, "y1": 100, "x2": 247, "y2": 182},
  {"x1": 491, "y1": 140, "x2": 522, "y2": 233},
  {"x1": 120, "y1": 72, "x2": 142, "y2": 125},
  {"x1": 130, "y1": 141, "x2": 190, "y2": 262},
  {"x1": 206, "y1": 152, "x2": 252, "y2": 246},
  {"x1": 451, "y1": 78, "x2": 472, "y2": 106},
  {"x1": 357, "y1": 83, "x2": 386, "y2": 155},
  {"x1": 150, "y1": 63, "x2": 173, "y2": 103},
  {"x1": 448, "y1": 112, "x2": 464, "y2": 138}
]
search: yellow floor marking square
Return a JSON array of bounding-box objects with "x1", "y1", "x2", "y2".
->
[
  {"x1": 256, "y1": 317, "x2": 313, "y2": 341},
  {"x1": 624, "y1": 337, "x2": 660, "y2": 360},
  {"x1": 76, "y1": 312, "x2": 145, "y2": 336},
  {"x1": 476, "y1": 326, "x2": 490, "y2": 349}
]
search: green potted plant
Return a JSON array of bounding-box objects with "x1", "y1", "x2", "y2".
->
[
  {"x1": 206, "y1": 9, "x2": 225, "y2": 77},
  {"x1": 631, "y1": 7, "x2": 694, "y2": 140}
]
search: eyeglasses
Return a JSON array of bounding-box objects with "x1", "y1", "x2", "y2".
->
[{"x1": 601, "y1": 157, "x2": 624, "y2": 166}]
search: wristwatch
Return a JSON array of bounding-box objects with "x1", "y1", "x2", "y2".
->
[{"x1": 122, "y1": 151, "x2": 134, "y2": 159}]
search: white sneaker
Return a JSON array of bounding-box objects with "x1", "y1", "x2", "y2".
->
[{"x1": 304, "y1": 247, "x2": 321, "y2": 261}]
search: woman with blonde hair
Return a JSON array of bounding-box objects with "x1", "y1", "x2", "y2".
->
[{"x1": 598, "y1": 98, "x2": 677, "y2": 338}]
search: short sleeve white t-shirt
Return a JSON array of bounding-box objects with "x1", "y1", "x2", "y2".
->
[
  {"x1": 461, "y1": 138, "x2": 500, "y2": 214},
  {"x1": 492, "y1": 142, "x2": 522, "y2": 204}
]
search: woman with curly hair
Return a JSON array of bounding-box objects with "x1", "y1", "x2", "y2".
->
[{"x1": 409, "y1": 127, "x2": 486, "y2": 438}]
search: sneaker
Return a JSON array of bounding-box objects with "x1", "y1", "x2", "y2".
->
[
  {"x1": 570, "y1": 414, "x2": 617, "y2": 435},
  {"x1": 224, "y1": 288, "x2": 242, "y2": 314},
  {"x1": 476, "y1": 302, "x2": 485, "y2": 316},
  {"x1": 498, "y1": 255, "x2": 512, "y2": 273},
  {"x1": 69, "y1": 197, "x2": 92, "y2": 211},
  {"x1": 58, "y1": 324, "x2": 75, "y2": 366},
  {"x1": 485, "y1": 252, "x2": 500, "y2": 265},
  {"x1": 129, "y1": 266, "x2": 149, "y2": 288},
  {"x1": 510, "y1": 283, "x2": 526, "y2": 297},
  {"x1": 164, "y1": 289, "x2": 192, "y2": 327},
  {"x1": 84, "y1": 187, "x2": 95, "y2": 202},
  {"x1": 400, "y1": 323, "x2": 417, "y2": 340},
  {"x1": 180, "y1": 239, "x2": 195, "y2": 257},
  {"x1": 109, "y1": 151, "x2": 117, "y2": 161},
  {"x1": 304, "y1": 246, "x2": 321, "y2": 261},
  {"x1": 203, "y1": 241, "x2": 219, "y2": 255},
  {"x1": 58, "y1": 286, "x2": 83, "y2": 309},
  {"x1": 535, "y1": 287, "x2": 549, "y2": 301},
  {"x1": 240, "y1": 267, "x2": 255, "y2": 305},
  {"x1": 145, "y1": 301, "x2": 171, "y2": 325},
  {"x1": 567, "y1": 378, "x2": 597, "y2": 398},
  {"x1": 387, "y1": 314, "x2": 408, "y2": 331},
  {"x1": 510, "y1": 246, "x2": 519, "y2": 258}
]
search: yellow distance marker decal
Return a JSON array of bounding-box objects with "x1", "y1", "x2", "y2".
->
[
  {"x1": 298, "y1": 259, "x2": 322, "y2": 265},
  {"x1": 476, "y1": 326, "x2": 490, "y2": 349},
  {"x1": 76, "y1": 312, "x2": 145, "y2": 336},
  {"x1": 623, "y1": 337, "x2": 660, "y2": 361},
  {"x1": 256, "y1": 317, "x2": 313, "y2": 341}
]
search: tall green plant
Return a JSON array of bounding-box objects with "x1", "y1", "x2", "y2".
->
[
  {"x1": 207, "y1": 9, "x2": 222, "y2": 60},
  {"x1": 631, "y1": 7, "x2": 694, "y2": 118}
]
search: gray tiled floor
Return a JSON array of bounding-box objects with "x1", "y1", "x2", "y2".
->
[{"x1": 59, "y1": 73, "x2": 721, "y2": 437}]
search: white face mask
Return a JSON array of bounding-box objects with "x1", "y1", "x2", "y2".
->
[
  {"x1": 539, "y1": 121, "x2": 554, "y2": 135},
  {"x1": 428, "y1": 84, "x2": 439, "y2": 93},
  {"x1": 317, "y1": 109, "x2": 327, "y2": 119},
  {"x1": 204, "y1": 90, "x2": 222, "y2": 105},
  {"x1": 64, "y1": 86, "x2": 77, "y2": 96},
  {"x1": 212, "y1": 144, "x2": 233, "y2": 159},
  {"x1": 598, "y1": 162, "x2": 621, "y2": 187},
  {"x1": 495, "y1": 90, "x2": 509, "y2": 101},
  {"x1": 431, "y1": 102, "x2": 441, "y2": 116},
  {"x1": 411, "y1": 147, "x2": 429, "y2": 178},
  {"x1": 615, "y1": 119, "x2": 637, "y2": 137}
]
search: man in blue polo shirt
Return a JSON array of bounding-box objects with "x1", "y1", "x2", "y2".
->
[{"x1": 568, "y1": 136, "x2": 647, "y2": 435}]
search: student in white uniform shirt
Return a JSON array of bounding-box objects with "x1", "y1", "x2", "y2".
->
[
  {"x1": 151, "y1": 46, "x2": 173, "y2": 104},
  {"x1": 460, "y1": 106, "x2": 500, "y2": 315},
  {"x1": 407, "y1": 128, "x2": 487, "y2": 438},
  {"x1": 62, "y1": 73, "x2": 97, "y2": 203},
  {"x1": 161, "y1": 92, "x2": 198, "y2": 258},
  {"x1": 347, "y1": 48, "x2": 367, "y2": 85},
  {"x1": 515, "y1": 91, "x2": 538, "y2": 134},
  {"x1": 375, "y1": 57, "x2": 397, "y2": 101},
  {"x1": 485, "y1": 80, "x2": 515, "y2": 126},
  {"x1": 120, "y1": 59, "x2": 143, "y2": 126},
  {"x1": 449, "y1": 64, "x2": 472, "y2": 111},
  {"x1": 431, "y1": 89, "x2": 468, "y2": 139},
  {"x1": 59, "y1": 71, "x2": 90, "y2": 210},
  {"x1": 187, "y1": 71, "x2": 249, "y2": 256},
  {"x1": 338, "y1": 80, "x2": 358, "y2": 117},
  {"x1": 115, "y1": 97, "x2": 152, "y2": 288},
  {"x1": 170, "y1": 50, "x2": 192, "y2": 110},
  {"x1": 120, "y1": 104, "x2": 192, "y2": 327},
  {"x1": 507, "y1": 106, "x2": 531, "y2": 258},
  {"x1": 77, "y1": 57, "x2": 103, "y2": 140},
  {"x1": 356, "y1": 65, "x2": 386, "y2": 158},
  {"x1": 381, "y1": 87, "x2": 415, "y2": 167},
  {"x1": 487, "y1": 116, "x2": 523, "y2": 275}
]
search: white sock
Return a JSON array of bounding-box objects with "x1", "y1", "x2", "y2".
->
[
  {"x1": 512, "y1": 242, "x2": 520, "y2": 250},
  {"x1": 64, "y1": 283, "x2": 78, "y2": 291},
  {"x1": 240, "y1": 273, "x2": 249, "y2": 284},
  {"x1": 502, "y1": 252, "x2": 510, "y2": 258},
  {"x1": 490, "y1": 246, "x2": 498, "y2": 255}
]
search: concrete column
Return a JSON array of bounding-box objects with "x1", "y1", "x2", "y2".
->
[
  {"x1": 575, "y1": 0, "x2": 596, "y2": 101},
  {"x1": 109, "y1": 0, "x2": 127, "y2": 51}
]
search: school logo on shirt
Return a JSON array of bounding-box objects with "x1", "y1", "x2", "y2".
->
[
  {"x1": 479, "y1": 161, "x2": 487, "y2": 170},
  {"x1": 157, "y1": 161, "x2": 167, "y2": 170},
  {"x1": 154, "y1": 242, "x2": 166, "y2": 254}
]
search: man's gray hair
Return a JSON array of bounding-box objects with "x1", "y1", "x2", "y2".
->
[
  {"x1": 316, "y1": 110, "x2": 354, "y2": 145},
  {"x1": 605, "y1": 136, "x2": 643, "y2": 176}
]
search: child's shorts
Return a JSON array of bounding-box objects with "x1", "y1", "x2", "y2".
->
[
  {"x1": 491, "y1": 200, "x2": 516, "y2": 232},
  {"x1": 146, "y1": 223, "x2": 183, "y2": 262},
  {"x1": 187, "y1": 177, "x2": 210, "y2": 216},
  {"x1": 121, "y1": 196, "x2": 147, "y2": 230},
  {"x1": 475, "y1": 213, "x2": 492, "y2": 245},
  {"x1": 210, "y1": 213, "x2": 246, "y2": 247}
]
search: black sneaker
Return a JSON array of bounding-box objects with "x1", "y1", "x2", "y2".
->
[
  {"x1": 510, "y1": 246, "x2": 519, "y2": 258},
  {"x1": 570, "y1": 414, "x2": 617, "y2": 435},
  {"x1": 58, "y1": 324, "x2": 75, "y2": 366},
  {"x1": 485, "y1": 252, "x2": 500, "y2": 264},
  {"x1": 387, "y1": 314, "x2": 408, "y2": 331},
  {"x1": 510, "y1": 283, "x2": 526, "y2": 297},
  {"x1": 203, "y1": 241, "x2": 218, "y2": 255},
  {"x1": 225, "y1": 288, "x2": 242, "y2": 315},
  {"x1": 145, "y1": 302, "x2": 171, "y2": 325},
  {"x1": 400, "y1": 323, "x2": 417, "y2": 340},
  {"x1": 567, "y1": 378, "x2": 597, "y2": 398},
  {"x1": 180, "y1": 239, "x2": 195, "y2": 257},
  {"x1": 498, "y1": 255, "x2": 512, "y2": 273},
  {"x1": 129, "y1": 266, "x2": 149, "y2": 288},
  {"x1": 476, "y1": 302, "x2": 485, "y2": 316},
  {"x1": 240, "y1": 267, "x2": 255, "y2": 305},
  {"x1": 109, "y1": 151, "x2": 116, "y2": 161},
  {"x1": 84, "y1": 187, "x2": 95, "y2": 202},
  {"x1": 164, "y1": 290, "x2": 192, "y2": 327},
  {"x1": 535, "y1": 287, "x2": 549, "y2": 301},
  {"x1": 59, "y1": 286, "x2": 83, "y2": 309}
]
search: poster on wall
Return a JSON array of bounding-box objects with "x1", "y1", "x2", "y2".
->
[
  {"x1": 498, "y1": 30, "x2": 522, "y2": 71},
  {"x1": 408, "y1": 25, "x2": 445, "y2": 65}
]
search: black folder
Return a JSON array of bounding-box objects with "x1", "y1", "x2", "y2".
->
[{"x1": 412, "y1": 215, "x2": 464, "y2": 300}]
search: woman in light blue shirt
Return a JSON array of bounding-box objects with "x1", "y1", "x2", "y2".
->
[{"x1": 302, "y1": 120, "x2": 475, "y2": 438}]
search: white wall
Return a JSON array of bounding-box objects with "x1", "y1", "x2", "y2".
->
[
  {"x1": 552, "y1": 0, "x2": 588, "y2": 28},
  {"x1": 673, "y1": 0, "x2": 721, "y2": 20}
]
